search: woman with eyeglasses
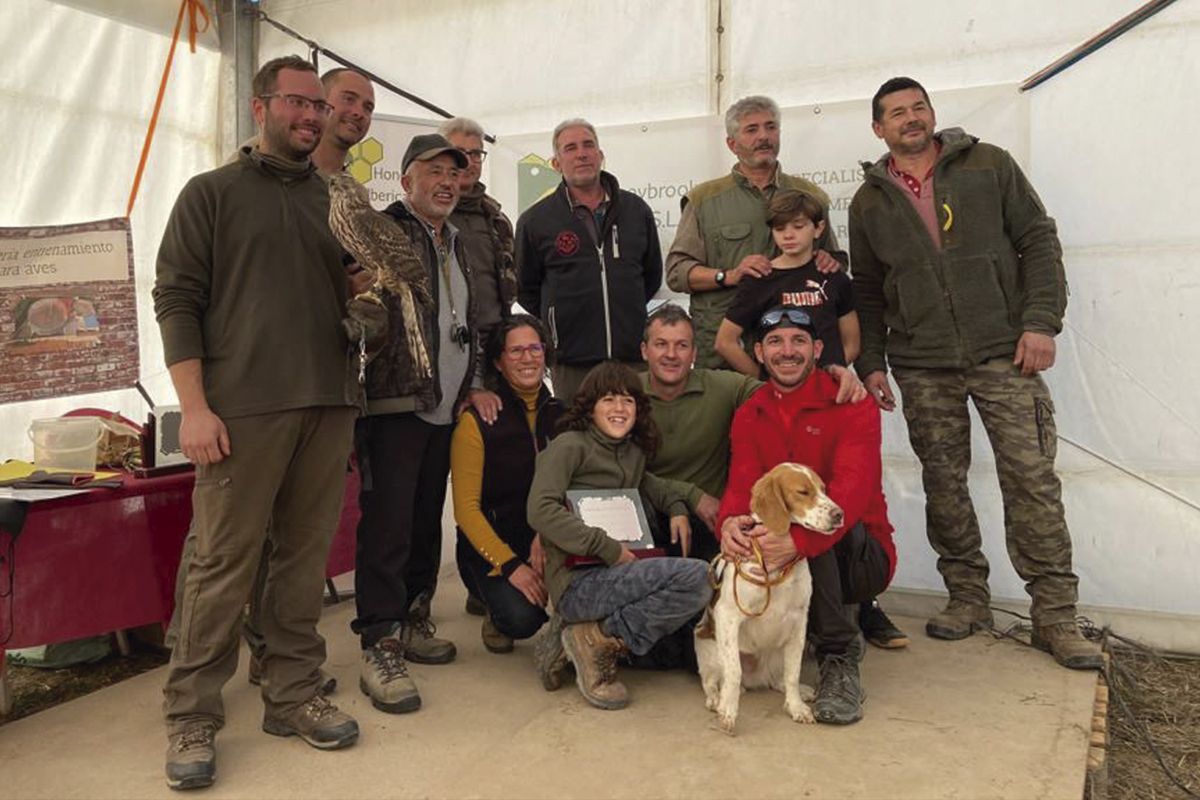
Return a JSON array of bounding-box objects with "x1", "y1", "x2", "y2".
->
[{"x1": 450, "y1": 314, "x2": 564, "y2": 656}]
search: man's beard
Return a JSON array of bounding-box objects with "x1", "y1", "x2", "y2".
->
[
  {"x1": 768, "y1": 357, "x2": 815, "y2": 388},
  {"x1": 263, "y1": 116, "x2": 319, "y2": 160}
]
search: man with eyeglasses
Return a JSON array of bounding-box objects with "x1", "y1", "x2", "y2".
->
[
  {"x1": 516, "y1": 118, "x2": 663, "y2": 403},
  {"x1": 155, "y1": 55, "x2": 360, "y2": 790},
  {"x1": 351, "y1": 133, "x2": 497, "y2": 715},
  {"x1": 718, "y1": 306, "x2": 897, "y2": 726}
]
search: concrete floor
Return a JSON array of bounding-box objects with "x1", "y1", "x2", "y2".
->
[{"x1": 0, "y1": 575, "x2": 1096, "y2": 800}]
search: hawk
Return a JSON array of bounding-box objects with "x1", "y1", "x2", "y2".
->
[{"x1": 327, "y1": 171, "x2": 433, "y2": 379}]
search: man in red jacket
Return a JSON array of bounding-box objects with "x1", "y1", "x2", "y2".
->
[{"x1": 718, "y1": 306, "x2": 897, "y2": 725}]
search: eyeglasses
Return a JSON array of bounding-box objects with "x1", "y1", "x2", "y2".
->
[
  {"x1": 504, "y1": 343, "x2": 546, "y2": 359},
  {"x1": 462, "y1": 148, "x2": 488, "y2": 163},
  {"x1": 758, "y1": 307, "x2": 814, "y2": 330},
  {"x1": 258, "y1": 93, "x2": 333, "y2": 118}
]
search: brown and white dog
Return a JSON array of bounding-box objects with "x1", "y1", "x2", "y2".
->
[{"x1": 695, "y1": 463, "x2": 842, "y2": 734}]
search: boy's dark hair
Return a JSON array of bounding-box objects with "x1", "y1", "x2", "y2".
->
[
  {"x1": 766, "y1": 190, "x2": 826, "y2": 229},
  {"x1": 320, "y1": 67, "x2": 371, "y2": 90},
  {"x1": 643, "y1": 302, "x2": 693, "y2": 341},
  {"x1": 871, "y1": 76, "x2": 931, "y2": 122},
  {"x1": 557, "y1": 361, "x2": 660, "y2": 459},
  {"x1": 484, "y1": 314, "x2": 552, "y2": 389},
  {"x1": 252, "y1": 55, "x2": 317, "y2": 98}
]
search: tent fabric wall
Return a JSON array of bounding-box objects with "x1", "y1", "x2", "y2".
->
[{"x1": 1, "y1": 0, "x2": 219, "y2": 459}]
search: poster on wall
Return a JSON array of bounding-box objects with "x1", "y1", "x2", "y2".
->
[
  {"x1": 0, "y1": 217, "x2": 138, "y2": 405},
  {"x1": 344, "y1": 112, "x2": 441, "y2": 208}
]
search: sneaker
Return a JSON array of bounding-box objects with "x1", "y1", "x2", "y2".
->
[
  {"x1": 481, "y1": 614, "x2": 514, "y2": 654},
  {"x1": 403, "y1": 590, "x2": 457, "y2": 664},
  {"x1": 465, "y1": 595, "x2": 487, "y2": 616},
  {"x1": 925, "y1": 600, "x2": 994, "y2": 640},
  {"x1": 360, "y1": 633, "x2": 421, "y2": 714},
  {"x1": 1031, "y1": 622, "x2": 1103, "y2": 670},
  {"x1": 262, "y1": 694, "x2": 359, "y2": 750},
  {"x1": 165, "y1": 721, "x2": 217, "y2": 790},
  {"x1": 860, "y1": 601, "x2": 910, "y2": 649},
  {"x1": 560, "y1": 621, "x2": 629, "y2": 710},
  {"x1": 248, "y1": 652, "x2": 337, "y2": 696},
  {"x1": 533, "y1": 614, "x2": 572, "y2": 691},
  {"x1": 813, "y1": 652, "x2": 864, "y2": 725}
]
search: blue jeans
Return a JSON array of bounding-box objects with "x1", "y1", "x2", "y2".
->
[{"x1": 557, "y1": 558, "x2": 712, "y2": 656}]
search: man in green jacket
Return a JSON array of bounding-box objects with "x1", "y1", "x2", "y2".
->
[
  {"x1": 849, "y1": 77, "x2": 1099, "y2": 670},
  {"x1": 154, "y1": 55, "x2": 361, "y2": 790},
  {"x1": 665, "y1": 95, "x2": 842, "y2": 370}
]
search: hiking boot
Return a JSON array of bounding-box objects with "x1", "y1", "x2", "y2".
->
[
  {"x1": 533, "y1": 613, "x2": 572, "y2": 691},
  {"x1": 481, "y1": 614, "x2": 514, "y2": 654},
  {"x1": 248, "y1": 652, "x2": 337, "y2": 696},
  {"x1": 1031, "y1": 622, "x2": 1103, "y2": 670},
  {"x1": 813, "y1": 652, "x2": 864, "y2": 725},
  {"x1": 465, "y1": 595, "x2": 487, "y2": 616},
  {"x1": 860, "y1": 601, "x2": 910, "y2": 649},
  {"x1": 360, "y1": 631, "x2": 421, "y2": 714},
  {"x1": 403, "y1": 591, "x2": 457, "y2": 664},
  {"x1": 165, "y1": 720, "x2": 217, "y2": 790},
  {"x1": 560, "y1": 621, "x2": 629, "y2": 710},
  {"x1": 262, "y1": 694, "x2": 358, "y2": 750},
  {"x1": 925, "y1": 600, "x2": 994, "y2": 640}
]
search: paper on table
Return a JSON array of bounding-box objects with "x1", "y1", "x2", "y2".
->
[
  {"x1": 0, "y1": 460, "x2": 119, "y2": 482},
  {"x1": 575, "y1": 495, "x2": 644, "y2": 542},
  {"x1": 0, "y1": 487, "x2": 93, "y2": 502}
]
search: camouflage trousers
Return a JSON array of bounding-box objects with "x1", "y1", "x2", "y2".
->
[{"x1": 892, "y1": 358, "x2": 1078, "y2": 625}]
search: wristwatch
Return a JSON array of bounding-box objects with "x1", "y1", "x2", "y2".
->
[{"x1": 714, "y1": 269, "x2": 727, "y2": 287}]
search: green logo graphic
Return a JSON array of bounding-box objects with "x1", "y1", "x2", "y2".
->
[
  {"x1": 348, "y1": 137, "x2": 384, "y2": 184},
  {"x1": 517, "y1": 154, "x2": 560, "y2": 214}
]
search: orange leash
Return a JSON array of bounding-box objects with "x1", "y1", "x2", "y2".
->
[
  {"x1": 709, "y1": 540, "x2": 804, "y2": 618},
  {"x1": 125, "y1": 0, "x2": 210, "y2": 217}
]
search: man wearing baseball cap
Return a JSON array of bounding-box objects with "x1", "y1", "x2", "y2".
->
[
  {"x1": 717, "y1": 305, "x2": 898, "y2": 725},
  {"x1": 351, "y1": 132, "x2": 493, "y2": 714}
]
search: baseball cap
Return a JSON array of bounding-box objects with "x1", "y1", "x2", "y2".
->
[
  {"x1": 755, "y1": 305, "x2": 818, "y2": 342},
  {"x1": 401, "y1": 133, "x2": 469, "y2": 173}
]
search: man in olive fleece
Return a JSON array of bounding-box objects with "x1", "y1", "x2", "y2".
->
[
  {"x1": 153, "y1": 56, "x2": 360, "y2": 791},
  {"x1": 849, "y1": 76, "x2": 1100, "y2": 670}
]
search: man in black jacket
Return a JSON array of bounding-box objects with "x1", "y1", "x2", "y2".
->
[{"x1": 516, "y1": 118, "x2": 663, "y2": 402}]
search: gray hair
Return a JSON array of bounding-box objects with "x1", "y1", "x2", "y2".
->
[
  {"x1": 724, "y1": 95, "x2": 780, "y2": 138},
  {"x1": 552, "y1": 118, "x2": 599, "y2": 153},
  {"x1": 438, "y1": 116, "x2": 485, "y2": 140}
]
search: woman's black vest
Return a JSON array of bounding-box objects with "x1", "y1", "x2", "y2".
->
[{"x1": 460, "y1": 379, "x2": 562, "y2": 568}]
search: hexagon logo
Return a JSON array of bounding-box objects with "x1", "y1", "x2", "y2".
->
[{"x1": 347, "y1": 137, "x2": 385, "y2": 185}]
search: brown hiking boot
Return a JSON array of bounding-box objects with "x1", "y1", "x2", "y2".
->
[
  {"x1": 926, "y1": 600, "x2": 994, "y2": 640},
  {"x1": 165, "y1": 720, "x2": 217, "y2": 790},
  {"x1": 403, "y1": 591, "x2": 457, "y2": 664},
  {"x1": 262, "y1": 694, "x2": 359, "y2": 750},
  {"x1": 360, "y1": 631, "x2": 421, "y2": 714},
  {"x1": 1031, "y1": 622, "x2": 1103, "y2": 670},
  {"x1": 481, "y1": 614, "x2": 514, "y2": 654},
  {"x1": 533, "y1": 613, "x2": 572, "y2": 691},
  {"x1": 560, "y1": 621, "x2": 629, "y2": 710}
]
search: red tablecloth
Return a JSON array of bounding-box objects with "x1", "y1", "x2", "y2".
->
[{"x1": 0, "y1": 468, "x2": 360, "y2": 653}]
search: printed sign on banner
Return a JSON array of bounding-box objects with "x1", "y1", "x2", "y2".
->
[
  {"x1": 0, "y1": 217, "x2": 138, "y2": 405},
  {"x1": 344, "y1": 113, "x2": 441, "y2": 208}
]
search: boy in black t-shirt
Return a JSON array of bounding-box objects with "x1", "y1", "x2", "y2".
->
[{"x1": 715, "y1": 190, "x2": 860, "y2": 375}]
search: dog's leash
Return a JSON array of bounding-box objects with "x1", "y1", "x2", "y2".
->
[{"x1": 708, "y1": 540, "x2": 804, "y2": 618}]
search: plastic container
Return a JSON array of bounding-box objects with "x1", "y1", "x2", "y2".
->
[{"x1": 27, "y1": 417, "x2": 103, "y2": 472}]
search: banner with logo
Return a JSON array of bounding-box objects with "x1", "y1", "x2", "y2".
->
[
  {"x1": 0, "y1": 217, "x2": 138, "y2": 404},
  {"x1": 344, "y1": 112, "x2": 441, "y2": 208}
]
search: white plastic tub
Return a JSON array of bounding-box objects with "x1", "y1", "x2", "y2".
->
[{"x1": 27, "y1": 417, "x2": 102, "y2": 472}]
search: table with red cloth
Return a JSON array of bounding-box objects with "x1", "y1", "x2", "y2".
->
[{"x1": 0, "y1": 467, "x2": 360, "y2": 714}]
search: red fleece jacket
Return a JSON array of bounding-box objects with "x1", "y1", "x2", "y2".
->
[{"x1": 717, "y1": 369, "x2": 897, "y2": 584}]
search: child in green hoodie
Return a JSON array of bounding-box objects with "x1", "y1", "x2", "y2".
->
[{"x1": 526, "y1": 361, "x2": 712, "y2": 710}]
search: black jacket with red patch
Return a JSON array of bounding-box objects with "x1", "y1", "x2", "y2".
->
[{"x1": 515, "y1": 171, "x2": 662, "y2": 365}]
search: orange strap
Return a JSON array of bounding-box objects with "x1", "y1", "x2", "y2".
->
[{"x1": 125, "y1": 0, "x2": 210, "y2": 217}]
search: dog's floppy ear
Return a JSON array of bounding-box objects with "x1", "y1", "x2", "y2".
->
[{"x1": 751, "y1": 471, "x2": 791, "y2": 538}]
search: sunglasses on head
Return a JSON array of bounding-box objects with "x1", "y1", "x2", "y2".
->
[{"x1": 757, "y1": 307, "x2": 814, "y2": 330}]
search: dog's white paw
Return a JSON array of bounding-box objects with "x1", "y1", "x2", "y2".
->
[
  {"x1": 787, "y1": 699, "x2": 815, "y2": 724},
  {"x1": 717, "y1": 711, "x2": 737, "y2": 736},
  {"x1": 704, "y1": 693, "x2": 719, "y2": 712}
]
